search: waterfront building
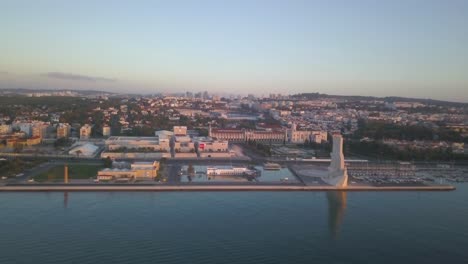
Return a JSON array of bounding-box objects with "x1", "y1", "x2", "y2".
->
[
  {"x1": 97, "y1": 161, "x2": 159, "y2": 181},
  {"x1": 131, "y1": 161, "x2": 160, "y2": 178},
  {"x1": 97, "y1": 169, "x2": 133, "y2": 181}
]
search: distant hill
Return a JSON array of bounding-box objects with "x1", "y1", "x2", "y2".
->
[
  {"x1": 292, "y1": 93, "x2": 468, "y2": 107},
  {"x1": 0, "y1": 88, "x2": 116, "y2": 96}
]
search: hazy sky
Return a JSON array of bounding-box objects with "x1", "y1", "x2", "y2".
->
[{"x1": 1, "y1": 0, "x2": 467, "y2": 101}]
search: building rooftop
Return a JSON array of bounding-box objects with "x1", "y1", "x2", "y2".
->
[{"x1": 107, "y1": 136, "x2": 158, "y2": 141}]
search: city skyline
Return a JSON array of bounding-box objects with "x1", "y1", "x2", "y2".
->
[{"x1": 1, "y1": 0, "x2": 468, "y2": 102}]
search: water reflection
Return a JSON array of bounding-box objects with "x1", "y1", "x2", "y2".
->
[
  {"x1": 59, "y1": 190, "x2": 348, "y2": 238},
  {"x1": 64, "y1": 192, "x2": 69, "y2": 208},
  {"x1": 326, "y1": 191, "x2": 347, "y2": 239}
]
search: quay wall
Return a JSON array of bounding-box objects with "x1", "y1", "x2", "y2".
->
[{"x1": 0, "y1": 185, "x2": 455, "y2": 192}]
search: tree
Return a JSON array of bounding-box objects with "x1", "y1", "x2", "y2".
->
[
  {"x1": 103, "y1": 156, "x2": 112, "y2": 168},
  {"x1": 54, "y1": 137, "x2": 69, "y2": 148}
]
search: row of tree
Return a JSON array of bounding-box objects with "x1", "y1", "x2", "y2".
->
[
  {"x1": 354, "y1": 119, "x2": 466, "y2": 142},
  {"x1": 246, "y1": 139, "x2": 272, "y2": 156},
  {"x1": 346, "y1": 140, "x2": 466, "y2": 161}
]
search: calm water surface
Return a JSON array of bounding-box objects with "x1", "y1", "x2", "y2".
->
[
  {"x1": 0, "y1": 185, "x2": 467, "y2": 264},
  {"x1": 180, "y1": 165, "x2": 296, "y2": 182}
]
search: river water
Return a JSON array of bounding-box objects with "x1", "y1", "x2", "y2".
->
[{"x1": 0, "y1": 185, "x2": 467, "y2": 264}]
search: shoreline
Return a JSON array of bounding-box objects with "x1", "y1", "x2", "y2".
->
[{"x1": 0, "y1": 184, "x2": 456, "y2": 192}]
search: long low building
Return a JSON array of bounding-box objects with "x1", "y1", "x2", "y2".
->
[
  {"x1": 209, "y1": 126, "x2": 327, "y2": 144},
  {"x1": 193, "y1": 137, "x2": 229, "y2": 153},
  {"x1": 209, "y1": 128, "x2": 286, "y2": 143},
  {"x1": 97, "y1": 161, "x2": 160, "y2": 181},
  {"x1": 206, "y1": 166, "x2": 256, "y2": 176},
  {"x1": 105, "y1": 136, "x2": 170, "y2": 152}
]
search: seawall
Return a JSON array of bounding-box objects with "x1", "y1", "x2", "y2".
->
[{"x1": 0, "y1": 184, "x2": 456, "y2": 192}]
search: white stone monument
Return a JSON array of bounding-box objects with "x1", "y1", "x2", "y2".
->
[{"x1": 323, "y1": 133, "x2": 348, "y2": 187}]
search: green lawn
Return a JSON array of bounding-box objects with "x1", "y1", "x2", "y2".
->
[
  {"x1": 35, "y1": 164, "x2": 103, "y2": 182},
  {"x1": 0, "y1": 159, "x2": 46, "y2": 178}
]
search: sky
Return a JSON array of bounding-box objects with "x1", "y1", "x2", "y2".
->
[{"x1": 1, "y1": 0, "x2": 468, "y2": 101}]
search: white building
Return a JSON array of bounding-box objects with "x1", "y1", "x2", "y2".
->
[
  {"x1": 194, "y1": 137, "x2": 229, "y2": 152},
  {"x1": 97, "y1": 161, "x2": 160, "y2": 180},
  {"x1": 288, "y1": 123, "x2": 327, "y2": 144},
  {"x1": 206, "y1": 166, "x2": 256, "y2": 176},
  {"x1": 173, "y1": 135, "x2": 195, "y2": 153}
]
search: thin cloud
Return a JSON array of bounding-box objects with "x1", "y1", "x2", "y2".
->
[
  {"x1": 43, "y1": 72, "x2": 116, "y2": 82},
  {"x1": 0, "y1": 71, "x2": 8, "y2": 75}
]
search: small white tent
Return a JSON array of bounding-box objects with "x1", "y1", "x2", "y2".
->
[{"x1": 69, "y1": 143, "x2": 99, "y2": 157}]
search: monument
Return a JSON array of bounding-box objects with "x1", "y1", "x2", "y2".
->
[{"x1": 323, "y1": 133, "x2": 348, "y2": 187}]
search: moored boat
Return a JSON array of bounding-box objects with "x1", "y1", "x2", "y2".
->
[{"x1": 263, "y1": 162, "x2": 281, "y2": 170}]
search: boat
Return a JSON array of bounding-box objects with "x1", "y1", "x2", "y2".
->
[
  {"x1": 263, "y1": 162, "x2": 281, "y2": 170},
  {"x1": 206, "y1": 166, "x2": 257, "y2": 176}
]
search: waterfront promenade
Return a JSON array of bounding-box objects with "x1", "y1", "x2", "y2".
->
[{"x1": 0, "y1": 184, "x2": 455, "y2": 192}]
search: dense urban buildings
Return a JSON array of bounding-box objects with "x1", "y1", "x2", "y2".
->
[{"x1": 0, "y1": 90, "x2": 465, "y2": 162}]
